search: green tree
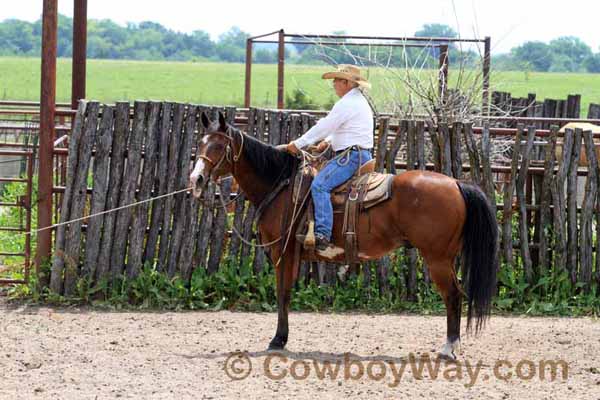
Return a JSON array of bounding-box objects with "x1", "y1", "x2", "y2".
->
[
  {"x1": 218, "y1": 26, "x2": 249, "y2": 48},
  {"x1": 254, "y1": 49, "x2": 276, "y2": 63},
  {"x1": 511, "y1": 41, "x2": 552, "y2": 72},
  {"x1": 57, "y1": 14, "x2": 73, "y2": 57},
  {"x1": 187, "y1": 30, "x2": 215, "y2": 58},
  {"x1": 414, "y1": 23, "x2": 458, "y2": 63},
  {"x1": 0, "y1": 19, "x2": 35, "y2": 54},
  {"x1": 583, "y1": 53, "x2": 600, "y2": 73},
  {"x1": 215, "y1": 26, "x2": 249, "y2": 62},
  {"x1": 492, "y1": 53, "x2": 521, "y2": 71},
  {"x1": 138, "y1": 21, "x2": 167, "y2": 33},
  {"x1": 87, "y1": 36, "x2": 114, "y2": 59},
  {"x1": 216, "y1": 43, "x2": 244, "y2": 62},
  {"x1": 285, "y1": 88, "x2": 318, "y2": 109},
  {"x1": 414, "y1": 23, "x2": 457, "y2": 39},
  {"x1": 162, "y1": 30, "x2": 185, "y2": 59},
  {"x1": 132, "y1": 27, "x2": 165, "y2": 59},
  {"x1": 91, "y1": 19, "x2": 128, "y2": 45},
  {"x1": 549, "y1": 54, "x2": 572, "y2": 72},
  {"x1": 549, "y1": 36, "x2": 591, "y2": 69},
  {"x1": 87, "y1": 19, "x2": 126, "y2": 59}
]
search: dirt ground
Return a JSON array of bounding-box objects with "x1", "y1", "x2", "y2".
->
[{"x1": 0, "y1": 298, "x2": 599, "y2": 400}]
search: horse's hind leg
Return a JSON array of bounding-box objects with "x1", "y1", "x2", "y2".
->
[{"x1": 424, "y1": 256, "x2": 462, "y2": 360}]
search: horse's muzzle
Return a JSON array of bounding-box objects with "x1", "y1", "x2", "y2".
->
[{"x1": 191, "y1": 174, "x2": 205, "y2": 199}]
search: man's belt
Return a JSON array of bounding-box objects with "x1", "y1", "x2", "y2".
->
[{"x1": 334, "y1": 145, "x2": 371, "y2": 156}]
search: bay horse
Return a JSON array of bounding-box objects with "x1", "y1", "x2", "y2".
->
[{"x1": 191, "y1": 111, "x2": 498, "y2": 360}]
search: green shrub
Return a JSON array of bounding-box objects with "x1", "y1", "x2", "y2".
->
[{"x1": 285, "y1": 88, "x2": 319, "y2": 110}]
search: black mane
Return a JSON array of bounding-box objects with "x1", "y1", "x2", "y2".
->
[{"x1": 230, "y1": 125, "x2": 299, "y2": 186}]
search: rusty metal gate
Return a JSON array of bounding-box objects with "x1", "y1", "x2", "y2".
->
[
  {"x1": 0, "y1": 111, "x2": 37, "y2": 286},
  {"x1": 0, "y1": 149, "x2": 34, "y2": 285},
  {"x1": 0, "y1": 103, "x2": 74, "y2": 287}
]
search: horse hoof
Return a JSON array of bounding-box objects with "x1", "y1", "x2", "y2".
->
[
  {"x1": 438, "y1": 351, "x2": 457, "y2": 361},
  {"x1": 268, "y1": 338, "x2": 286, "y2": 351},
  {"x1": 439, "y1": 339, "x2": 460, "y2": 361}
]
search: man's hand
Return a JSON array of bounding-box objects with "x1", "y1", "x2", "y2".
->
[
  {"x1": 275, "y1": 142, "x2": 300, "y2": 155},
  {"x1": 316, "y1": 141, "x2": 330, "y2": 152}
]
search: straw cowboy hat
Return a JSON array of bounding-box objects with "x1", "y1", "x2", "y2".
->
[{"x1": 322, "y1": 64, "x2": 371, "y2": 89}]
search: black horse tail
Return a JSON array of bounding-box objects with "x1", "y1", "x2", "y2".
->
[{"x1": 457, "y1": 182, "x2": 498, "y2": 333}]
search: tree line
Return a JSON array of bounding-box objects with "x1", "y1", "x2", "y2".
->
[
  {"x1": 0, "y1": 15, "x2": 599, "y2": 72},
  {"x1": 496, "y1": 37, "x2": 600, "y2": 73}
]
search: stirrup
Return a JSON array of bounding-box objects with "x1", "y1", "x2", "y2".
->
[{"x1": 304, "y1": 220, "x2": 316, "y2": 249}]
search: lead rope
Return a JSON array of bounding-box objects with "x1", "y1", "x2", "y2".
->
[
  {"x1": 23, "y1": 126, "x2": 246, "y2": 238},
  {"x1": 26, "y1": 127, "x2": 308, "y2": 269},
  {"x1": 22, "y1": 186, "x2": 192, "y2": 237}
]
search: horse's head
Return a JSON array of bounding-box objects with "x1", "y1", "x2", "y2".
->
[{"x1": 190, "y1": 111, "x2": 238, "y2": 199}]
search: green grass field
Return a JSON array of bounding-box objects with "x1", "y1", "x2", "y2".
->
[{"x1": 1, "y1": 57, "x2": 599, "y2": 114}]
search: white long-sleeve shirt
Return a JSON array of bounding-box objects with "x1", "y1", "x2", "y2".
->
[{"x1": 292, "y1": 88, "x2": 374, "y2": 151}]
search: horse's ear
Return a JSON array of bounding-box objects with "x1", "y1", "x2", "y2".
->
[
  {"x1": 200, "y1": 111, "x2": 211, "y2": 131},
  {"x1": 218, "y1": 111, "x2": 228, "y2": 132}
]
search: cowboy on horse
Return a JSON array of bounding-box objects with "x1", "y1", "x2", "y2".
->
[
  {"x1": 277, "y1": 64, "x2": 374, "y2": 254},
  {"x1": 190, "y1": 65, "x2": 498, "y2": 358}
]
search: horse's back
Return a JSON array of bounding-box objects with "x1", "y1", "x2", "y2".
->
[{"x1": 393, "y1": 170, "x2": 463, "y2": 205}]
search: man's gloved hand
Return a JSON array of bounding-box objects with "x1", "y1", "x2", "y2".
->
[{"x1": 275, "y1": 142, "x2": 300, "y2": 155}]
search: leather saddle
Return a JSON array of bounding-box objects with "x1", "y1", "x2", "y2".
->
[
  {"x1": 293, "y1": 157, "x2": 394, "y2": 264},
  {"x1": 331, "y1": 160, "x2": 392, "y2": 209}
]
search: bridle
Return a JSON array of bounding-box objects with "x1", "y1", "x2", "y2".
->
[
  {"x1": 198, "y1": 125, "x2": 244, "y2": 181},
  {"x1": 195, "y1": 126, "x2": 245, "y2": 207},
  {"x1": 194, "y1": 124, "x2": 311, "y2": 265}
]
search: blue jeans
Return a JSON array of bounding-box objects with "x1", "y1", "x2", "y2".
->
[{"x1": 311, "y1": 149, "x2": 372, "y2": 240}]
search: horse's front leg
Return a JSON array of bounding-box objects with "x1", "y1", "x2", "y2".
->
[{"x1": 268, "y1": 249, "x2": 296, "y2": 350}]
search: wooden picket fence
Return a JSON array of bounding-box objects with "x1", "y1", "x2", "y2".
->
[
  {"x1": 49, "y1": 101, "x2": 600, "y2": 297},
  {"x1": 490, "y1": 91, "x2": 582, "y2": 127},
  {"x1": 588, "y1": 103, "x2": 600, "y2": 119},
  {"x1": 490, "y1": 92, "x2": 600, "y2": 125}
]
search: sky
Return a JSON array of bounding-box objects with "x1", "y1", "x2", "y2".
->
[{"x1": 1, "y1": 0, "x2": 599, "y2": 54}]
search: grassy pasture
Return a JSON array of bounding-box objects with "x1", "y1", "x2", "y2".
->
[{"x1": 1, "y1": 57, "x2": 599, "y2": 113}]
